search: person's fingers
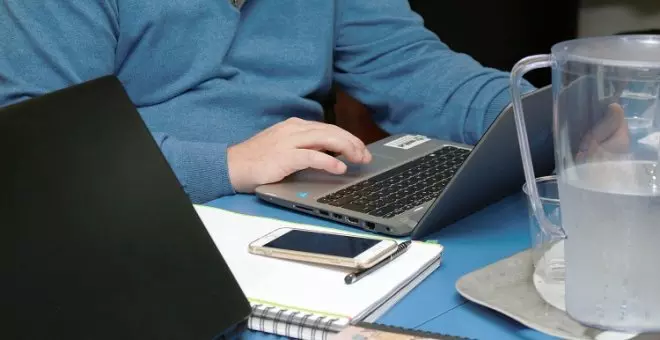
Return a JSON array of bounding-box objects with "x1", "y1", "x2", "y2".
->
[
  {"x1": 578, "y1": 103, "x2": 627, "y2": 158},
  {"x1": 288, "y1": 129, "x2": 366, "y2": 164},
  {"x1": 288, "y1": 149, "x2": 347, "y2": 174},
  {"x1": 309, "y1": 124, "x2": 371, "y2": 162},
  {"x1": 276, "y1": 118, "x2": 372, "y2": 162},
  {"x1": 274, "y1": 117, "x2": 319, "y2": 134},
  {"x1": 588, "y1": 103, "x2": 625, "y2": 144},
  {"x1": 600, "y1": 116, "x2": 630, "y2": 153},
  {"x1": 284, "y1": 119, "x2": 370, "y2": 160},
  {"x1": 280, "y1": 117, "x2": 309, "y2": 127}
]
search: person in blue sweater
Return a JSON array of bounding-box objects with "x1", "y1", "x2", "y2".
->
[{"x1": 0, "y1": 0, "x2": 626, "y2": 204}]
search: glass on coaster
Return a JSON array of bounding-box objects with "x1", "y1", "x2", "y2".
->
[{"x1": 523, "y1": 175, "x2": 565, "y2": 311}]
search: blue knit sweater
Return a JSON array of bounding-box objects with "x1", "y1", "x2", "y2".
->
[{"x1": 0, "y1": 0, "x2": 534, "y2": 203}]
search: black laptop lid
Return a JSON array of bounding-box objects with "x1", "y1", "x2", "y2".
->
[{"x1": 1, "y1": 76, "x2": 251, "y2": 339}]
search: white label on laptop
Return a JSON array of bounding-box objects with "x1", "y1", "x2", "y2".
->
[
  {"x1": 384, "y1": 135, "x2": 430, "y2": 150},
  {"x1": 639, "y1": 132, "x2": 660, "y2": 150}
]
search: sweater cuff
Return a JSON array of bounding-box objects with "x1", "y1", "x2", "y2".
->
[
  {"x1": 482, "y1": 78, "x2": 537, "y2": 134},
  {"x1": 166, "y1": 140, "x2": 236, "y2": 203}
]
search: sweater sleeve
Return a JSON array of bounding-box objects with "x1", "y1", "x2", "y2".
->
[
  {"x1": 333, "y1": 0, "x2": 536, "y2": 145},
  {"x1": 0, "y1": 0, "x2": 234, "y2": 203}
]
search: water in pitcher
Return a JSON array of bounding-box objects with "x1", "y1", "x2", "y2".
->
[{"x1": 559, "y1": 160, "x2": 660, "y2": 331}]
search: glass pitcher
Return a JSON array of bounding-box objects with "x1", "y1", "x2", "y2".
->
[{"x1": 510, "y1": 35, "x2": 660, "y2": 332}]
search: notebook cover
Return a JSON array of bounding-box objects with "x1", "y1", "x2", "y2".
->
[{"x1": 363, "y1": 257, "x2": 442, "y2": 323}]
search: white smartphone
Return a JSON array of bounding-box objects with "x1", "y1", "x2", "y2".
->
[{"x1": 248, "y1": 227, "x2": 398, "y2": 269}]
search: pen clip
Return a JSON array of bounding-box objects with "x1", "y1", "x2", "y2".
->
[{"x1": 344, "y1": 240, "x2": 411, "y2": 285}]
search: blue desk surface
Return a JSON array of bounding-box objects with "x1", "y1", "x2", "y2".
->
[{"x1": 206, "y1": 193, "x2": 556, "y2": 340}]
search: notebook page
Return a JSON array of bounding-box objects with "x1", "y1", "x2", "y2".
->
[{"x1": 193, "y1": 205, "x2": 443, "y2": 320}]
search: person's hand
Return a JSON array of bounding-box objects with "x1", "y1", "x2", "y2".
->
[
  {"x1": 576, "y1": 102, "x2": 630, "y2": 163},
  {"x1": 227, "y1": 117, "x2": 372, "y2": 193}
]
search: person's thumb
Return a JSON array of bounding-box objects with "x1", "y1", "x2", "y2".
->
[{"x1": 592, "y1": 103, "x2": 626, "y2": 144}]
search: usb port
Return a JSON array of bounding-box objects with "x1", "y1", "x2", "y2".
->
[
  {"x1": 365, "y1": 222, "x2": 375, "y2": 230},
  {"x1": 319, "y1": 210, "x2": 329, "y2": 216},
  {"x1": 332, "y1": 213, "x2": 343, "y2": 220},
  {"x1": 347, "y1": 217, "x2": 359, "y2": 224}
]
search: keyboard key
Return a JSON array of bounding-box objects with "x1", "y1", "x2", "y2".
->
[{"x1": 318, "y1": 146, "x2": 469, "y2": 218}]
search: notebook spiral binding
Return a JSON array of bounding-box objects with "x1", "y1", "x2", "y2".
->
[{"x1": 249, "y1": 303, "x2": 345, "y2": 340}]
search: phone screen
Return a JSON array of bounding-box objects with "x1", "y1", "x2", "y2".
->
[{"x1": 264, "y1": 230, "x2": 380, "y2": 258}]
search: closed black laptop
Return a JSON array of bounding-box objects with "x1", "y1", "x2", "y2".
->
[{"x1": 1, "y1": 76, "x2": 251, "y2": 339}]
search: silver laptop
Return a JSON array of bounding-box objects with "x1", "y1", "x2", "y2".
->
[{"x1": 256, "y1": 86, "x2": 554, "y2": 239}]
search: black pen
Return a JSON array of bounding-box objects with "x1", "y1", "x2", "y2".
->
[{"x1": 344, "y1": 240, "x2": 412, "y2": 285}]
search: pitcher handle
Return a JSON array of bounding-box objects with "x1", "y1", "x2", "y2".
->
[{"x1": 510, "y1": 55, "x2": 565, "y2": 239}]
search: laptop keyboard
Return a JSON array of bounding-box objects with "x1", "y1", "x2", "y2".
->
[{"x1": 317, "y1": 146, "x2": 469, "y2": 219}]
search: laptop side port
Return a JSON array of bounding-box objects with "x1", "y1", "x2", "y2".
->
[
  {"x1": 318, "y1": 210, "x2": 329, "y2": 217},
  {"x1": 332, "y1": 213, "x2": 343, "y2": 220},
  {"x1": 347, "y1": 217, "x2": 359, "y2": 225},
  {"x1": 293, "y1": 205, "x2": 313, "y2": 212},
  {"x1": 365, "y1": 221, "x2": 376, "y2": 230}
]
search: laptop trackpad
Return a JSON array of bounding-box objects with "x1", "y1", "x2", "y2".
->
[
  {"x1": 346, "y1": 153, "x2": 396, "y2": 173},
  {"x1": 294, "y1": 153, "x2": 395, "y2": 182}
]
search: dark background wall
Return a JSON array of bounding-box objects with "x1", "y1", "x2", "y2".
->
[{"x1": 407, "y1": 0, "x2": 580, "y2": 88}]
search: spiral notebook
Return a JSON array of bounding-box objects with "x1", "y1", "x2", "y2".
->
[{"x1": 193, "y1": 205, "x2": 444, "y2": 340}]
